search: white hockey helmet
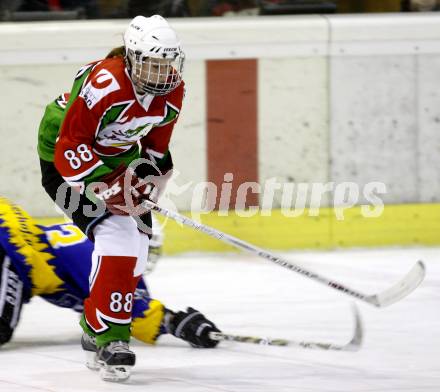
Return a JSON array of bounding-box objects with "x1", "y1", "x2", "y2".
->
[{"x1": 124, "y1": 15, "x2": 185, "y2": 96}]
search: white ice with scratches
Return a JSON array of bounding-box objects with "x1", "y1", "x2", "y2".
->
[{"x1": 0, "y1": 247, "x2": 438, "y2": 392}]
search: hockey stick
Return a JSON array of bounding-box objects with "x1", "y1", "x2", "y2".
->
[
  {"x1": 209, "y1": 303, "x2": 363, "y2": 352},
  {"x1": 143, "y1": 201, "x2": 425, "y2": 307}
]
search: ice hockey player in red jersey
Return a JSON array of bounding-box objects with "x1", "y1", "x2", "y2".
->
[{"x1": 36, "y1": 15, "x2": 215, "y2": 381}]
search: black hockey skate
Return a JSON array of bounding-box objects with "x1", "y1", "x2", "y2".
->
[
  {"x1": 81, "y1": 333, "x2": 135, "y2": 382},
  {"x1": 96, "y1": 341, "x2": 136, "y2": 382}
]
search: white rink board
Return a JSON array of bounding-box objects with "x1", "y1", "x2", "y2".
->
[
  {"x1": 329, "y1": 55, "x2": 419, "y2": 204},
  {"x1": 417, "y1": 54, "x2": 440, "y2": 203},
  {"x1": 0, "y1": 63, "x2": 80, "y2": 216},
  {"x1": 258, "y1": 57, "x2": 330, "y2": 207},
  {"x1": 2, "y1": 15, "x2": 440, "y2": 215},
  {"x1": 0, "y1": 247, "x2": 438, "y2": 392}
]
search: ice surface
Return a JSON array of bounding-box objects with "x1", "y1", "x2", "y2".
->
[{"x1": 0, "y1": 247, "x2": 438, "y2": 392}]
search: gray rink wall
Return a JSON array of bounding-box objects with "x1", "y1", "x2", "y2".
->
[{"x1": 0, "y1": 14, "x2": 439, "y2": 216}]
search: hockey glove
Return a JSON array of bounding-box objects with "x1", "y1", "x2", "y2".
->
[
  {"x1": 166, "y1": 307, "x2": 221, "y2": 348},
  {"x1": 135, "y1": 151, "x2": 174, "y2": 204},
  {"x1": 139, "y1": 169, "x2": 173, "y2": 204},
  {"x1": 91, "y1": 164, "x2": 154, "y2": 216}
]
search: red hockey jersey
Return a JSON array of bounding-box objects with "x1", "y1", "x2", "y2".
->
[{"x1": 53, "y1": 56, "x2": 184, "y2": 189}]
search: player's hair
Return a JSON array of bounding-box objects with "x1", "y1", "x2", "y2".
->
[{"x1": 106, "y1": 46, "x2": 125, "y2": 59}]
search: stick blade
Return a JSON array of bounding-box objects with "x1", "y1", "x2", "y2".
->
[
  {"x1": 290, "y1": 302, "x2": 363, "y2": 351},
  {"x1": 343, "y1": 303, "x2": 363, "y2": 352},
  {"x1": 366, "y1": 260, "x2": 426, "y2": 308}
]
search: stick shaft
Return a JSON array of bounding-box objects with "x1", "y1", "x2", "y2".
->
[
  {"x1": 209, "y1": 332, "x2": 358, "y2": 351},
  {"x1": 143, "y1": 201, "x2": 374, "y2": 305}
]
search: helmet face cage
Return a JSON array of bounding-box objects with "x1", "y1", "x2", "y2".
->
[{"x1": 127, "y1": 49, "x2": 185, "y2": 96}]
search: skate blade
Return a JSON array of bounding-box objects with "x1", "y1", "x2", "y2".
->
[
  {"x1": 84, "y1": 350, "x2": 100, "y2": 371},
  {"x1": 99, "y1": 363, "x2": 132, "y2": 382}
]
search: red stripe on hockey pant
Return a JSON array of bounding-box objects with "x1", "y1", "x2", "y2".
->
[
  {"x1": 206, "y1": 59, "x2": 259, "y2": 209},
  {"x1": 84, "y1": 255, "x2": 139, "y2": 334}
]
